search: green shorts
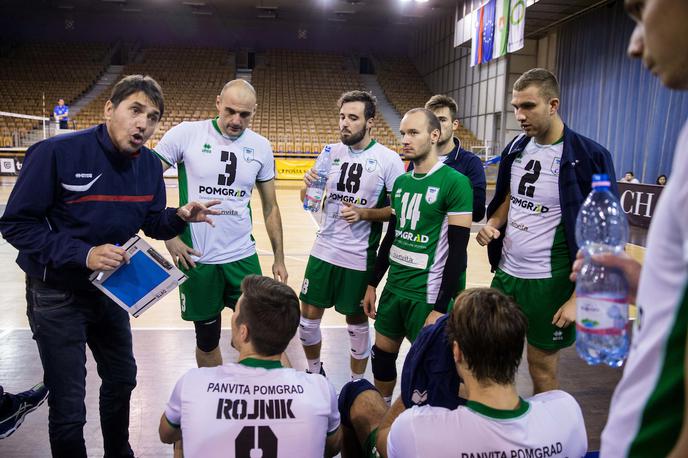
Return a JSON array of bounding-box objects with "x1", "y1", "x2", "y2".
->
[
  {"x1": 491, "y1": 268, "x2": 575, "y2": 350},
  {"x1": 299, "y1": 256, "x2": 369, "y2": 316},
  {"x1": 374, "y1": 288, "x2": 433, "y2": 343},
  {"x1": 179, "y1": 253, "x2": 262, "y2": 321},
  {"x1": 364, "y1": 428, "x2": 380, "y2": 458}
]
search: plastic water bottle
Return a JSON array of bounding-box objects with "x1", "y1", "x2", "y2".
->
[
  {"x1": 303, "y1": 146, "x2": 333, "y2": 212},
  {"x1": 575, "y1": 174, "x2": 630, "y2": 367}
]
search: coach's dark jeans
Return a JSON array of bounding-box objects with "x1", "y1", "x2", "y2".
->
[{"x1": 26, "y1": 276, "x2": 136, "y2": 458}]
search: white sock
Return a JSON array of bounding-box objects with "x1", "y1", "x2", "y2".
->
[
  {"x1": 351, "y1": 371, "x2": 365, "y2": 381},
  {"x1": 307, "y1": 358, "x2": 321, "y2": 373},
  {"x1": 383, "y1": 395, "x2": 392, "y2": 406}
]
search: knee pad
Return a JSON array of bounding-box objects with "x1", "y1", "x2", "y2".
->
[
  {"x1": 298, "y1": 317, "x2": 322, "y2": 347},
  {"x1": 347, "y1": 323, "x2": 371, "y2": 360},
  {"x1": 194, "y1": 316, "x2": 221, "y2": 353},
  {"x1": 337, "y1": 379, "x2": 377, "y2": 429},
  {"x1": 371, "y1": 345, "x2": 398, "y2": 382}
]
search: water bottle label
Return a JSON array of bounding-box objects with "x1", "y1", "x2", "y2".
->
[
  {"x1": 576, "y1": 294, "x2": 628, "y2": 335},
  {"x1": 305, "y1": 187, "x2": 324, "y2": 203}
]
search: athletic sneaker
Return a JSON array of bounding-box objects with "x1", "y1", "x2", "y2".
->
[
  {"x1": 306, "y1": 364, "x2": 327, "y2": 378},
  {"x1": 0, "y1": 382, "x2": 49, "y2": 439}
]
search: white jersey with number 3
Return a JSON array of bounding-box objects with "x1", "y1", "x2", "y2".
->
[
  {"x1": 310, "y1": 141, "x2": 404, "y2": 271},
  {"x1": 165, "y1": 362, "x2": 340, "y2": 458},
  {"x1": 387, "y1": 390, "x2": 587, "y2": 458},
  {"x1": 154, "y1": 119, "x2": 275, "y2": 264}
]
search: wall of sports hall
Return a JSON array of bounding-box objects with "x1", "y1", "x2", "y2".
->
[{"x1": 410, "y1": 0, "x2": 688, "y2": 183}]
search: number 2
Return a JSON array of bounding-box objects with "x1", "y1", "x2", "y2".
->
[{"x1": 517, "y1": 159, "x2": 541, "y2": 198}]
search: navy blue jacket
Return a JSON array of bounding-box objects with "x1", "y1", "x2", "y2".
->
[
  {"x1": 408, "y1": 138, "x2": 486, "y2": 222},
  {"x1": 486, "y1": 125, "x2": 618, "y2": 272},
  {"x1": 401, "y1": 314, "x2": 465, "y2": 410},
  {"x1": 0, "y1": 124, "x2": 185, "y2": 289}
]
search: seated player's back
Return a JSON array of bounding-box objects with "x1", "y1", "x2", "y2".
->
[
  {"x1": 387, "y1": 390, "x2": 586, "y2": 458},
  {"x1": 168, "y1": 363, "x2": 338, "y2": 457}
]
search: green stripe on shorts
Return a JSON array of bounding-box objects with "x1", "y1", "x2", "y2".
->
[
  {"x1": 299, "y1": 256, "x2": 369, "y2": 316},
  {"x1": 179, "y1": 253, "x2": 262, "y2": 321}
]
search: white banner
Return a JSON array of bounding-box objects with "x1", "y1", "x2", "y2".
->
[{"x1": 508, "y1": 0, "x2": 526, "y2": 53}]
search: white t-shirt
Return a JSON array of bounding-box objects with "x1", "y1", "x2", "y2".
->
[
  {"x1": 600, "y1": 122, "x2": 688, "y2": 457},
  {"x1": 310, "y1": 141, "x2": 404, "y2": 271},
  {"x1": 501, "y1": 140, "x2": 567, "y2": 278},
  {"x1": 165, "y1": 359, "x2": 340, "y2": 458},
  {"x1": 387, "y1": 390, "x2": 587, "y2": 458},
  {"x1": 154, "y1": 119, "x2": 275, "y2": 264}
]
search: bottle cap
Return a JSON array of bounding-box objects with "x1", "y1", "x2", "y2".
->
[{"x1": 592, "y1": 174, "x2": 611, "y2": 188}]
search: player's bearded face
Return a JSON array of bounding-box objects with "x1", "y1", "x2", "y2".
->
[
  {"x1": 432, "y1": 107, "x2": 456, "y2": 147},
  {"x1": 340, "y1": 122, "x2": 367, "y2": 146},
  {"x1": 339, "y1": 101, "x2": 370, "y2": 147}
]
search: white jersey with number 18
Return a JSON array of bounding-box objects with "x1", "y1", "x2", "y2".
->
[{"x1": 310, "y1": 141, "x2": 404, "y2": 271}]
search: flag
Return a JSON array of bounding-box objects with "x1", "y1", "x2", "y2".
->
[
  {"x1": 493, "y1": 0, "x2": 510, "y2": 59},
  {"x1": 481, "y1": 0, "x2": 496, "y2": 64},
  {"x1": 470, "y1": 6, "x2": 484, "y2": 67},
  {"x1": 508, "y1": 0, "x2": 526, "y2": 53}
]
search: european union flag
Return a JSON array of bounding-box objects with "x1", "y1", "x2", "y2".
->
[{"x1": 482, "y1": 0, "x2": 496, "y2": 64}]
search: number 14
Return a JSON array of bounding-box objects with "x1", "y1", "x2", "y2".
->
[{"x1": 400, "y1": 192, "x2": 422, "y2": 230}]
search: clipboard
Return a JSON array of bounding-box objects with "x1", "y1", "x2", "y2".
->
[{"x1": 89, "y1": 235, "x2": 187, "y2": 317}]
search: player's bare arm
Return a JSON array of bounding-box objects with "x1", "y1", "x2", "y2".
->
[
  {"x1": 375, "y1": 397, "x2": 406, "y2": 458},
  {"x1": 477, "y1": 193, "x2": 510, "y2": 246},
  {"x1": 324, "y1": 426, "x2": 343, "y2": 458},
  {"x1": 340, "y1": 204, "x2": 392, "y2": 223},
  {"x1": 158, "y1": 414, "x2": 181, "y2": 444},
  {"x1": 256, "y1": 179, "x2": 288, "y2": 282}
]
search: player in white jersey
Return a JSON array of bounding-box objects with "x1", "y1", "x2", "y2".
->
[
  {"x1": 299, "y1": 91, "x2": 404, "y2": 380},
  {"x1": 477, "y1": 69, "x2": 617, "y2": 394},
  {"x1": 155, "y1": 80, "x2": 287, "y2": 368},
  {"x1": 337, "y1": 288, "x2": 587, "y2": 458},
  {"x1": 569, "y1": 1, "x2": 688, "y2": 455},
  {"x1": 159, "y1": 275, "x2": 342, "y2": 458}
]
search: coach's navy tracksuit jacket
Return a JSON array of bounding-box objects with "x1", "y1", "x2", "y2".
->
[{"x1": 0, "y1": 124, "x2": 185, "y2": 290}]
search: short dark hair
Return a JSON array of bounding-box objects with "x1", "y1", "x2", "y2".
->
[
  {"x1": 237, "y1": 275, "x2": 300, "y2": 357},
  {"x1": 513, "y1": 68, "x2": 560, "y2": 101},
  {"x1": 425, "y1": 94, "x2": 458, "y2": 120},
  {"x1": 109, "y1": 74, "x2": 165, "y2": 118},
  {"x1": 446, "y1": 288, "x2": 528, "y2": 385},
  {"x1": 625, "y1": 171, "x2": 635, "y2": 176},
  {"x1": 338, "y1": 90, "x2": 377, "y2": 120},
  {"x1": 405, "y1": 107, "x2": 441, "y2": 135}
]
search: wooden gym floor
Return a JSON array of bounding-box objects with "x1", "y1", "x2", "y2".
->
[{"x1": 0, "y1": 177, "x2": 643, "y2": 456}]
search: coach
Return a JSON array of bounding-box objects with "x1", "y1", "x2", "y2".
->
[{"x1": 0, "y1": 74, "x2": 218, "y2": 458}]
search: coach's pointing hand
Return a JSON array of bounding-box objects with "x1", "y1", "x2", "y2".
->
[{"x1": 177, "y1": 199, "x2": 222, "y2": 226}]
